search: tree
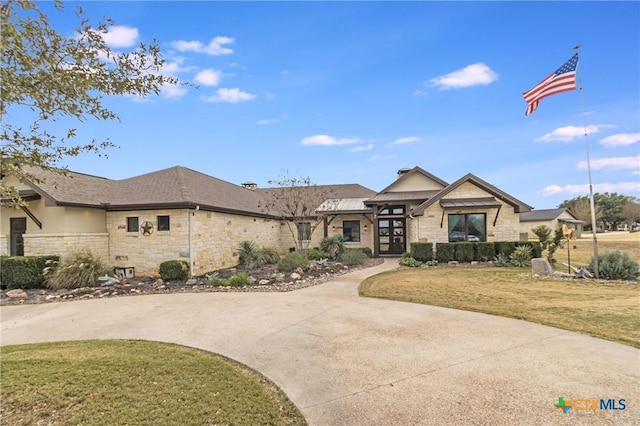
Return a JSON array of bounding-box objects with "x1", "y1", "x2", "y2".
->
[
  {"x1": 621, "y1": 197, "x2": 640, "y2": 229},
  {"x1": 1, "y1": 0, "x2": 181, "y2": 205},
  {"x1": 558, "y1": 196, "x2": 601, "y2": 231},
  {"x1": 593, "y1": 192, "x2": 628, "y2": 230},
  {"x1": 259, "y1": 174, "x2": 337, "y2": 253}
]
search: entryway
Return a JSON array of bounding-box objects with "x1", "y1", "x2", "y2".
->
[{"x1": 378, "y1": 218, "x2": 405, "y2": 255}]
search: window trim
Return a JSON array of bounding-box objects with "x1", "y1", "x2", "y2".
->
[
  {"x1": 127, "y1": 217, "x2": 139, "y2": 233},
  {"x1": 297, "y1": 222, "x2": 311, "y2": 241},
  {"x1": 342, "y1": 220, "x2": 361, "y2": 242},
  {"x1": 157, "y1": 215, "x2": 170, "y2": 231},
  {"x1": 447, "y1": 213, "x2": 487, "y2": 242}
]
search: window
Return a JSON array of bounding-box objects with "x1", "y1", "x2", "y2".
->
[
  {"x1": 379, "y1": 205, "x2": 405, "y2": 216},
  {"x1": 157, "y1": 215, "x2": 170, "y2": 231},
  {"x1": 297, "y1": 222, "x2": 311, "y2": 241},
  {"x1": 127, "y1": 217, "x2": 139, "y2": 233},
  {"x1": 448, "y1": 213, "x2": 486, "y2": 242},
  {"x1": 343, "y1": 220, "x2": 360, "y2": 242}
]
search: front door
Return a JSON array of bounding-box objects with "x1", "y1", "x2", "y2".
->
[
  {"x1": 378, "y1": 218, "x2": 406, "y2": 255},
  {"x1": 10, "y1": 217, "x2": 27, "y2": 256}
]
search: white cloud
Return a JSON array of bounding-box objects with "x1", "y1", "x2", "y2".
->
[
  {"x1": 599, "y1": 133, "x2": 640, "y2": 147},
  {"x1": 202, "y1": 88, "x2": 256, "y2": 103},
  {"x1": 171, "y1": 36, "x2": 234, "y2": 55},
  {"x1": 301, "y1": 135, "x2": 359, "y2": 146},
  {"x1": 578, "y1": 156, "x2": 640, "y2": 172},
  {"x1": 538, "y1": 181, "x2": 640, "y2": 196},
  {"x1": 393, "y1": 136, "x2": 421, "y2": 145},
  {"x1": 429, "y1": 63, "x2": 498, "y2": 89},
  {"x1": 368, "y1": 154, "x2": 398, "y2": 161},
  {"x1": 102, "y1": 26, "x2": 139, "y2": 48},
  {"x1": 256, "y1": 113, "x2": 288, "y2": 125},
  {"x1": 194, "y1": 69, "x2": 223, "y2": 86},
  {"x1": 161, "y1": 83, "x2": 188, "y2": 99},
  {"x1": 535, "y1": 125, "x2": 613, "y2": 143},
  {"x1": 348, "y1": 144, "x2": 373, "y2": 152}
]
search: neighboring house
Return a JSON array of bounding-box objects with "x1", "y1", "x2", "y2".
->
[
  {"x1": 1, "y1": 165, "x2": 532, "y2": 276},
  {"x1": 519, "y1": 208, "x2": 584, "y2": 239}
]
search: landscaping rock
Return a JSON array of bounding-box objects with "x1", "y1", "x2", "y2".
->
[
  {"x1": 6, "y1": 289, "x2": 27, "y2": 299},
  {"x1": 531, "y1": 258, "x2": 553, "y2": 276},
  {"x1": 290, "y1": 272, "x2": 301, "y2": 280}
]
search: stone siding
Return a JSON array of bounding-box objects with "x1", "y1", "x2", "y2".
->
[
  {"x1": 417, "y1": 182, "x2": 521, "y2": 242},
  {"x1": 23, "y1": 233, "x2": 109, "y2": 261}
]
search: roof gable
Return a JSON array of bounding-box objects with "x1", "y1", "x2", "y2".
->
[
  {"x1": 412, "y1": 173, "x2": 532, "y2": 215},
  {"x1": 377, "y1": 167, "x2": 448, "y2": 194}
]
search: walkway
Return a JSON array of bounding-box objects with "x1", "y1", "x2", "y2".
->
[{"x1": 2, "y1": 259, "x2": 638, "y2": 425}]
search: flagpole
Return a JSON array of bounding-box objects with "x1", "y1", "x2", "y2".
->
[{"x1": 573, "y1": 45, "x2": 599, "y2": 279}]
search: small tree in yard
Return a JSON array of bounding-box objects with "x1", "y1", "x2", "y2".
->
[
  {"x1": 1, "y1": 0, "x2": 182, "y2": 206},
  {"x1": 260, "y1": 173, "x2": 337, "y2": 254}
]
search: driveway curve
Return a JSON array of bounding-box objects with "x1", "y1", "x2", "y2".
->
[{"x1": 2, "y1": 259, "x2": 638, "y2": 425}]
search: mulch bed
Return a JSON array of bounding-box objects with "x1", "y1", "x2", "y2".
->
[{"x1": 1, "y1": 258, "x2": 384, "y2": 306}]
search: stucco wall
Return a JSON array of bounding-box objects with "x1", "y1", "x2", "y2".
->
[
  {"x1": 416, "y1": 182, "x2": 521, "y2": 242},
  {"x1": 388, "y1": 173, "x2": 445, "y2": 192}
]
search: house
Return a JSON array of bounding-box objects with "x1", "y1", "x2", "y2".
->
[
  {"x1": 1, "y1": 165, "x2": 532, "y2": 276},
  {"x1": 318, "y1": 167, "x2": 532, "y2": 256},
  {"x1": 519, "y1": 208, "x2": 584, "y2": 239}
]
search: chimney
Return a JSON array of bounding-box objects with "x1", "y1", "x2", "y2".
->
[
  {"x1": 241, "y1": 181, "x2": 257, "y2": 190},
  {"x1": 397, "y1": 168, "x2": 411, "y2": 179}
]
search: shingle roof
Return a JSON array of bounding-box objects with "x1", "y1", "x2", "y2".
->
[
  {"x1": 520, "y1": 208, "x2": 578, "y2": 222},
  {"x1": 19, "y1": 166, "x2": 375, "y2": 218},
  {"x1": 412, "y1": 173, "x2": 532, "y2": 215}
]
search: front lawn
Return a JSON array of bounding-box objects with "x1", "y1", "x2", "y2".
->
[
  {"x1": 0, "y1": 340, "x2": 306, "y2": 425},
  {"x1": 359, "y1": 267, "x2": 640, "y2": 348}
]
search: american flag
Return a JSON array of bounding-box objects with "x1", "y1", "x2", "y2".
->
[{"x1": 523, "y1": 53, "x2": 579, "y2": 116}]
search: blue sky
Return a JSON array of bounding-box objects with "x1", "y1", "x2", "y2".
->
[{"x1": 20, "y1": 1, "x2": 640, "y2": 209}]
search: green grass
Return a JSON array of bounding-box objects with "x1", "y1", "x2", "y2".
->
[
  {"x1": 360, "y1": 267, "x2": 640, "y2": 348},
  {"x1": 0, "y1": 340, "x2": 306, "y2": 426}
]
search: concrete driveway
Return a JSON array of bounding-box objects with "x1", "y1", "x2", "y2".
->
[{"x1": 2, "y1": 259, "x2": 638, "y2": 425}]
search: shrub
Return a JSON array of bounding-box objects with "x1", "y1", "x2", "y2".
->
[
  {"x1": 236, "y1": 241, "x2": 265, "y2": 269},
  {"x1": 410, "y1": 242, "x2": 433, "y2": 262},
  {"x1": 509, "y1": 245, "x2": 533, "y2": 268},
  {"x1": 435, "y1": 243, "x2": 455, "y2": 263},
  {"x1": 277, "y1": 252, "x2": 309, "y2": 272},
  {"x1": 518, "y1": 241, "x2": 542, "y2": 259},
  {"x1": 399, "y1": 255, "x2": 422, "y2": 267},
  {"x1": 207, "y1": 272, "x2": 226, "y2": 286},
  {"x1": 46, "y1": 251, "x2": 111, "y2": 290},
  {"x1": 494, "y1": 241, "x2": 517, "y2": 257},
  {"x1": 307, "y1": 248, "x2": 330, "y2": 261},
  {"x1": 493, "y1": 253, "x2": 510, "y2": 267},
  {"x1": 261, "y1": 247, "x2": 280, "y2": 265},
  {"x1": 226, "y1": 272, "x2": 252, "y2": 287},
  {"x1": 340, "y1": 248, "x2": 367, "y2": 266},
  {"x1": 588, "y1": 250, "x2": 640, "y2": 281},
  {"x1": 454, "y1": 242, "x2": 474, "y2": 263},
  {"x1": 158, "y1": 260, "x2": 189, "y2": 281},
  {"x1": 320, "y1": 235, "x2": 346, "y2": 260},
  {"x1": 425, "y1": 260, "x2": 439, "y2": 267},
  {"x1": 355, "y1": 247, "x2": 373, "y2": 258},
  {"x1": 1, "y1": 255, "x2": 60, "y2": 289},
  {"x1": 475, "y1": 242, "x2": 495, "y2": 262}
]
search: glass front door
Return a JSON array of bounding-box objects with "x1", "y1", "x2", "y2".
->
[{"x1": 378, "y1": 218, "x2": 405, "y2": 254}]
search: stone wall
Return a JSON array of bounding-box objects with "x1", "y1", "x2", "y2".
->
[
  {"x1": 23, "y1": 233, "x2": 109, "y2": 261},
  {"x1": 325, "y1": 214, "x2": 374, "y2": 250},
  {"x1": 416, "y1": 182, "x2": 521, "y2": 242}
]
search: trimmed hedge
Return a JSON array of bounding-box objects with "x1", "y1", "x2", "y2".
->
[
  {"x1": 158, "y1": 260, "x2": 190, "y2": 281},
  {"x1": 410, "y1": 242, "x2": 433, "y2": 262},
  {"x1": 454, "y1": 242, "x2": 474, "y2": 263},
  {"x1": 475, "y1": 242, "x2": 495, "y2": 261},
  {"x1": 435, "y1": 243, "x2": 455, "y2": 263},
  {"x1": 494, "y1": 241, "x2": 518, "y2": 257},
  {"x1": 0, "y1": 255, "x2": 60, "y2": 289}
]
